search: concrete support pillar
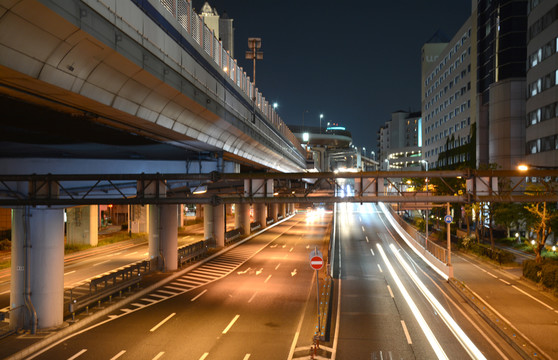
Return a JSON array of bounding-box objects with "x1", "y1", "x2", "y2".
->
[
  {"x1": 66, "y1": 205, "x2": 98, "y2": 246},
  {"x1": 236, "y1": 202, "x2": 251, "y2": 235},
  {"x1": 254, "y1": 203, "x2": 267, "y2": 228},
  {"x1": 178, "y1": 204, "x2": 185, "y2": 228},
  {"x1": 271, "y1": 203, "x2": 278, "y2": 223},
  {"x1": 140, "y1": 180, "x2": 177, "y2": 272},
  {"x1": 203, "y1": 204, "x2": 214, "y2": 241},
  {"x1": 203, "y1": 204, "x2": 225, "y2": 247},
  {"x1": 160, "y1": 205, "x2": 178, "y2": 271},
  {"x1": 213, "y1": 204, "x2": 225, "y2": 247},
  {"x1": 148, "y1": 204, "x2": 160, "y2": 264},
  {"x1": 195, "y1": 205, "x2": 203, "y2": 221},
  {"x1": 279, "y1": 203, "x2": 286, "y2": 218},
  {"x1": 11, "y1": 206, "x2": 64, "y2": 330},
  {"x1": 130, "y1": 205, "x2": 149, "y2": 233}
]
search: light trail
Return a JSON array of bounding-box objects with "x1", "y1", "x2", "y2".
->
[
  {"x1": 376, "y1": 243, "x2": 448, "y2": 360},
  {"x1": 390, "y1": 244, "x2": 486, "y2": 360}
]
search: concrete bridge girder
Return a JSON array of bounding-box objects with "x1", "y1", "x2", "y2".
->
[{"x1": 0, "y1": 0, "x2": 305, "y2": 172}]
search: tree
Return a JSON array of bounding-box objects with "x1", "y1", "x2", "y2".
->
[
  {"x1": 524, "y1": 183, "x2": 558, "y2": 263},
  {"x1": 493, "y1": 203, "x2": 525, "y2": 238}
]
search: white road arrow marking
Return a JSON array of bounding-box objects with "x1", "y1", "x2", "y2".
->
[
  {"x1": 237, "y1": 267, "x2": 251, "y2": 275},
  {"x1": 291, "y1": 269, "x2": 297, "y2": 276},
  {"x1": 256, "y1": 268, "x2": 263, "y2": 275}
]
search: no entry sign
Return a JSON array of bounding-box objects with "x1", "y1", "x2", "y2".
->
[{"x1": 310, "y1": 256, "x2": 324, "y2": 270}]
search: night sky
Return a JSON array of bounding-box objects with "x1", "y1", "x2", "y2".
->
[{"x1": 193, "y1": 1, "x2": 472, "y2": 154}]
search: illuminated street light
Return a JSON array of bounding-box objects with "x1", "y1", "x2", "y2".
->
[
  {"x1": 273, "y1": 102, "x2": 278, "y2": 109},
  {"x1": 192, "y1": 185, "x2": 208, "y2": 195},
  {"x1": 319, "y1": 113, "x2": 324, "y2": 133},
  {"x1": 518, "y1": 164, "x2": 529, "y2": 171}
]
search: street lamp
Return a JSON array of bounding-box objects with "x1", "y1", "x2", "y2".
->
[
  {"x1": 384, "y1": 158, "x2": 390, "y2": 171},
  {"x1": 421, "y1": 159, "x2": 429, "y2": 245},
  {"x1": 245, "y1": 38, "x2": 263, "y2": 92},
  {"x1": 319, "y1": 114, "x2": 324, "y2": 133}
]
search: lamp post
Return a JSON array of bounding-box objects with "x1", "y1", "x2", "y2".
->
[
  {"x1": 245, "y1": 38, "x2": 263, "y2": 94},
  {"x1": 421, "y1": 159, "x2": 429, "y2": 246},
  {"x1": 384, "y1": 158, "x2": 390, "y2": 171},
  {"x1": 319, "y1": 114, "x2": 324, "y2": 133}
]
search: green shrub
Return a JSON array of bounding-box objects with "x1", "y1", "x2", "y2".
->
[
  {"x1": 468, "y1": 243, "x2": 516, "y2": 264},
  {"x1": 523, "y1": 259, "x2": 558, "y2": 294},
  {"x1": 541, "y1": 261, "x2": 558, "y2": 290},
  {"x1": 523, "y1": 259, "x2": 542, "y2": 281}
]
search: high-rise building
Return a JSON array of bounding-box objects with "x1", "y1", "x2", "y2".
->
[
  {"x1": 421, "y1": 13, "x2": 477, "y2": 169},
  {"x1": 477, "y1": 0, "x2": 527, "y2": 169},
  {"x1": 524, "y1": 0, "x2": 558, "y2": 167},
  {"x1": 377, "y1": 111, "x2": 422, "y2": 171},
  {"x1": 198, "y1": 2, "x2": 235, "y2": 57}
]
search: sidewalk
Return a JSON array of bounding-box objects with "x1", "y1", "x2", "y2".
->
[{"x1": 423, "y1": 228, "x2": 558, "y2": 358}]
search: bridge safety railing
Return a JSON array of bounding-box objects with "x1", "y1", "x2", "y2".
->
[
  {"x1": 157, "y1": 0, "x2": 305, "y2": 158},
  {"x1": 383, "y1": 204, "x2": 448, "y2": 264}
]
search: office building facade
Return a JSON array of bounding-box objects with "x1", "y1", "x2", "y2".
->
[
  {"x1": 421, "y1": 15, "x2": 477, "y2": 169},
  {"x1": 525, "y1": 0, "x2": 558, "y2": 166}
]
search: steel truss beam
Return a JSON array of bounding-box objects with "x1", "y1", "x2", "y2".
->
[{"x1": 0, "y1": 169, "x2": 557, "y2": 206}]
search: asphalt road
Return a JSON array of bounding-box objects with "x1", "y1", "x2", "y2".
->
[
  {"x1": 25, "y1": 213, "x2": 331, "y2": 360},
  {"x1": 332, "y1": 202, "x2": 523, "y2": 360},
  {"x1": 0, "y1": 231, "x2": 204, "y2": 311}
]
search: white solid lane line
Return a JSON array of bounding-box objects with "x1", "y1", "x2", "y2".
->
[
  {"x1": 153, "y1": 352, "x2": 165, "y2": 360},
  {"x1": 222, "y1": 314, "x2": 240, "y2": 334},
  {"x1": 150, "y1": 313, "x2": 176, "y2": 332},
  {"x1": 387, "y1": 285, "x2": 394, "y2": 298},
  {"x1": 191, "y1": 289, "x2": 207, "y2": 302},
  {"x1": 64, "y1": 270, "x2": 76, "y2": 276},
  {"x1": 248, "y1": 292, "x2": 258, "y2": 303},
  {"x1": 110, "y1": 350, "x2": 126, "y2": 360},
  {"x1": 401, "y1": 320, "x2": 412, "y2": 344},
  {"x1": 67, "y1": 349, "x2": 87, "y2": 360},
  {"x1": 511, "y1": 285, "x2": 555, "y2": 311}
]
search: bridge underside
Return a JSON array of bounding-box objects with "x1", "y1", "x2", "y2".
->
[{"x1": 0, "y1": 0, "x2": 305, "y2": 173}]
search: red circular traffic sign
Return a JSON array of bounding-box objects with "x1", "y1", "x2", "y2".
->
[{"x1": 310, "y1": 256, "x2": 324, "y2": 270}]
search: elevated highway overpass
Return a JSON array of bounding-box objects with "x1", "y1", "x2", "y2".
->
[{"x1": 0, "y1": 0, "x2": 308, "y2": 334}]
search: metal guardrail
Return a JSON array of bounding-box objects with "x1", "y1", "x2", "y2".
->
[
  {"x1": 225, "y1": 229, "x2": 242, "y2": 245},
  {"x1": 64, "y1": 260, "x2": 151, "y2": 316},
  {"x1": 250, "y1": 222, "x2": 262, "y2": 232},
  {"x1": 178, "y1": 240, "x2": 208, "y2": 267}
]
